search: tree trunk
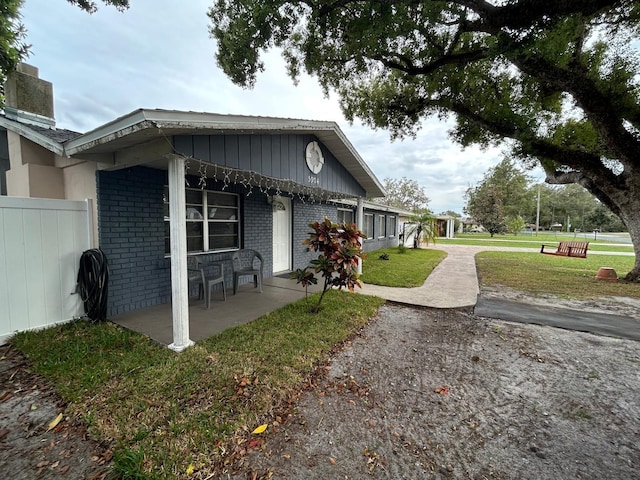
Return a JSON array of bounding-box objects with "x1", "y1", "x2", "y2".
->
[
  {"x1": 587, "y1": 177, "x2": 640, "y2": 282},
  {"x1": 541, "y1": 158, "x2": 640, "y2": 281},
  {"x1": 622, "y1": 211, "x2": 640, "y2": 282}
]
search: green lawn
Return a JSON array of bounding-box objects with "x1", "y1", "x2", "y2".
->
[
  {"x1": 11, "y1": 290, "x2": 384, "y2": 479},
  {"x1": 476, "y1": 251, "x2": 639, "y2": 299},
  {"x1": 361, "y1": 247, "x2": 447, "y2": 287}
]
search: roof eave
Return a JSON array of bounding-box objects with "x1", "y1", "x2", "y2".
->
[
  {"x1": 0, "y1": 116, "x2": 64, "y2": 156},
  {"x1": 63, "y1": 109, "x2": 386, "y2": 197}
]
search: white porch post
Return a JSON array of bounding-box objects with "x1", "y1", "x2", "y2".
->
[
  {"x1": 168, "y1": 155, "x2": 194, "y2": 352},
  {"x1": 356, "y1": 197, "x2": 364, "y2": 275},
  {"x1": 446, "y1": 218, "x2": 454, "y2": 239}
]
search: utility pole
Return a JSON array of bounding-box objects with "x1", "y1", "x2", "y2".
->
[{"x1": 535, "y1": 186, "x2": 541, "y2": 235}]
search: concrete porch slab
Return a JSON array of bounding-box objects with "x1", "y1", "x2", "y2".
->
[{"x1": 110, "y1": 276, "x2": 322, "y2": 346}]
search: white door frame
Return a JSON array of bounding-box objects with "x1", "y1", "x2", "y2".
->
[{"x1": 272, "y1": 196, "x2": 291, "y2": 273}]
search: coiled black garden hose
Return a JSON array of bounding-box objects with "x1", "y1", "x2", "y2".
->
[{"x1": 76, "y1": 248, "x2": 109, "y2": 322}]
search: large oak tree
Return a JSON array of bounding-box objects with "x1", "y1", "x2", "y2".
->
[{"x1": 210, "y1": 0, "x2": 640, "y2": 280}]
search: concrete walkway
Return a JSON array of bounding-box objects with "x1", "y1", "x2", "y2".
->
[
  {"x1": 360, "y1": 243, "x2": 635, "y2": 309},
  {"x1": 360, "y1": 243, "x2": 544, "y2": 308},
  {"x1": 359, "y1": 244, "x2": 482, "y2": 308}
]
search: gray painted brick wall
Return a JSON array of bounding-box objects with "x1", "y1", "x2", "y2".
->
[
  {"x1": 240, "y1": 193, "x2": 273, "y2": 281},
  {"x1": 292, "y1": 203, "x2": 400, "y2": 272},
  {"x1": 292, "y1": 201, "x2": 337, "y2": 271},
  {"x1": 361, "y1": 211, "x2": 400, "y2": 252},
  {"x1": 97, "y1": 166, "x2": 170, "y2": 316},
  {"x1": 97, "y1": 168, "x2": 279, "y2": 315},
  {"x1": 97, "y1": 166, "x2": 396, "y2": 317}
]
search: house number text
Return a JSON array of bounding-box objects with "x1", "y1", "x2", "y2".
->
[{"x1": 308, "y1": 175, "x2": 319, "y2": 184}]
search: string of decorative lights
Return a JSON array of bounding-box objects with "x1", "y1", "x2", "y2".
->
[{"x1": 181, "y1": 154, "x2": 359, "y2": 206}]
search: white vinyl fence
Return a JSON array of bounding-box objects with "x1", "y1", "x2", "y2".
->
[{"x1": 0, "y1": 196, "x2": 92, "y2": 344}]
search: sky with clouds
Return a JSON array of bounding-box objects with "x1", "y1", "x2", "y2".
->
[{"x1": 19, "y1": 0, "x2": 544, "y2": 214}]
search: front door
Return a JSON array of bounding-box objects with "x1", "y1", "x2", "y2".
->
[{"x1": 272, "y1": 196, "x2": 291, "y2": 273}]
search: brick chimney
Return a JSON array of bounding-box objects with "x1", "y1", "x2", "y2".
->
[{"x1": 4, "y1": 63, "x2": 55, "y2": 128}]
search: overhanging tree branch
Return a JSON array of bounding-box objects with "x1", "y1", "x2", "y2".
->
[
  {"x1": 372, "y1": 48, "x2": 489, "y2": 76},
  {"x1": 511, "y1": 52, "x2": 640, "y2": 167},
  {"x1": 434, "y1": 98, "x2": 626, "y2": 188},
  {"x1": 460, "y1": 0, "x2": 624, "y2": 30}
]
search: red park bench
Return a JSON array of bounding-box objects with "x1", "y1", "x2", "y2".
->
[{"x1": 540, "y1": 241, "x2": 589, "y2": 258}]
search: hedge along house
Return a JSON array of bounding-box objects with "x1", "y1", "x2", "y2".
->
[{"x1": 1, "y1": 64, "x2": 389, "y2": 351}]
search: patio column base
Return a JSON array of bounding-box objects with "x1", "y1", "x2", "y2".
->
[{"x1": 168, "y1": 339, "x2": 195, "y2": 352}]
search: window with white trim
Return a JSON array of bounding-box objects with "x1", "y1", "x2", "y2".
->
[
  {"x1": 378, "y1": 215, "x2": 386, "y2": 238},
  {"x1": 389, "y1": 216, "x2": 396, "y2": 236},
  {"x1": 363, "y1": 213, "x2": 374, "y2": 239},
  {"x1": 337, "y1": 208, "x2": 354, "y2": 225},
  {"x1": 164, "y1": 187, "x2": 240, "y2": 254}
]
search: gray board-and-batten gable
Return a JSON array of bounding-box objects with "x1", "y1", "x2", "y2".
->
[{"x1": 173, "y1": 134, "x2": 366, "y2": 198}]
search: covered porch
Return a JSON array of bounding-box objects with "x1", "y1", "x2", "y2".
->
[
  {"x1": 110, "y1": 276, "x2": 322, "y2": 346},
  {"x1": 60, "y1": 110, "x2": 384, "y2": 351}
]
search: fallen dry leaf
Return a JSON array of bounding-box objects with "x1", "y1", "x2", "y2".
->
[
  {"x1": 46, "y1": 413, "x2": 64, "y2": 432},
  {"x1": 252, "y1": 423, "x2": 268, "y2": 434},
  {"x1": 248, "y1": 438, "x2": 262, "y2": 449},
  {"x1": 59, "y1": 465, "x2": 70, "y2": 474},
  {"x1": 0, "y1": 391, "x2": 13, "y2": 402},
  {"x1": 434, "y1": 385, "x2": 450, "y2": 395}
]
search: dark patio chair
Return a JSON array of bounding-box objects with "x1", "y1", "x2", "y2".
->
[
  {"x1": 187, "y1": 257, "x2": 226, "y2": 309},
  {"x1": 231, "y1": 249, "x2": 263, "y2": 294}
]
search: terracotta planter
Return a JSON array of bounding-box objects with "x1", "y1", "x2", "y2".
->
[{"x1": 595, "y1": 267, "x2": 618, "y2": 282}]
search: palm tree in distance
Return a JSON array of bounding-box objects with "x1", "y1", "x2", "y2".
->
[{"x1": 405, "y1": 209, "x2": 437, "y2": 248}]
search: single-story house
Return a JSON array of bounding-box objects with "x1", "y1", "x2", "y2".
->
[
  {"x1": 0, "y1": 63, "x2": 403, "y2": 350},
  {"x1": 333, "y1": 198, "x2": 411, "y2": 249}
]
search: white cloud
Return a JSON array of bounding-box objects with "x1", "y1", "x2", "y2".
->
[{"x1": 20, "y1": 0, "x2": 522, "y2": 214}]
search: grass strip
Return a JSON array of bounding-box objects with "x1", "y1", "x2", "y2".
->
[
  {"x1": 438, "y1": 233, "x2": 633, "y2": 253},
  {"x1": 361, "y1": 247, "x2": 447, "y2": 287},
  {"x1": 12, "y1": 290, "x2": 384, "y2": 479},
  {"x1": 438, "y1": 238, "x2": 633, "y2": 255}
]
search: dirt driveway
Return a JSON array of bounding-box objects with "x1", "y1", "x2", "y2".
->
[
  {"x1": 2, "y1": 301, "x2": 640, "y2": 479},
  {"x1": 232, "y1": 304, "x2": 640, "y2": 479}
]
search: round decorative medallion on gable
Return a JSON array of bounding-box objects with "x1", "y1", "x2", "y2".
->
[{"x1": 305, "y1": 141, "x2": 324, "y2": 174}]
